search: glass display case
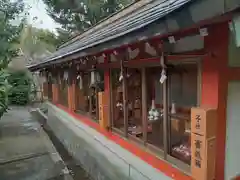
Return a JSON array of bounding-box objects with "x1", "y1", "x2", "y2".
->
[
  {"x1": 126, "y1": 69, "x2": 143, "y2": 138},
  {"x1": 168, "y1": 63, "x2": 198, "y2": 164},
  {"x1": 76, "y1": 72, "x2": 90, "y2": 113},
  {"x1": 59, "y1": 71, "x2": 68, "y2": 107},
  {"x1": 109, "y1": 62, "x2": 199, "y2": 166},
  {"x1": 111, "y1": 69, "x2": 124, "y2": 130},
  {"x1": 146, "y1": 68, "x2": 164, "y2": 149}
]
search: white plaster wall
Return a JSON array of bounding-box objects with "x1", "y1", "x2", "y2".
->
[
  {"x1": 225, "y1": 81, "x2": 240, "y2": 180},
  {"x1": 228, "y1": 29, "x2": 240, "y2": 67}
]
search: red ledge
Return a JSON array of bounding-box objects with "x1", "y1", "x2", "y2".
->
[
  {"x1": 55, "y1": 103, "x2": 192, "y2": 180},
  {"x1": 235, "y1": 176, "x2": 240, "y2": 180}
]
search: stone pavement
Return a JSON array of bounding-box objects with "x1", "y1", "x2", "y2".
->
[{"x1": 0, "y1": 106, "x2": 72, "y2": 180}]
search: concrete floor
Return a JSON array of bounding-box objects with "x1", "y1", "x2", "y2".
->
[{"x1": 0, "y1": 106, "x2": 72, "y2": 180}]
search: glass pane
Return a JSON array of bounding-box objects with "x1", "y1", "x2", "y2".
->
[
  {"x1": 170, "y1": 115, "x2": 191, "y2": 164},
  {"x1": 82, "y1": 72, "x2": 90, "y2": 113},
  {"x1": 111, "y1": 69, "x2": 124, "y2": 131},
  {"x1": 76, "y1": 73, "x2": 88, "y2": 112},
  {"x1": 91, "y1": 70, "x2": 104, "y2": 121},
  {"x1": 90, "y1": 87, "x2": 97, "y2": 119},
  {"x1": 59, "y1": 78, "x2": 68, "y2": 107},
  {"x1": 127, "y1": 69, "x2": 143, "y2": 139},
  {"x1": 48, "y1": 83, "x2": 53, "y2": 100},
  {"x1": 146, "y1": 68, "x2": 164, "y2": 149},
  {"x1": 169, "y1": 63, "x2": 198, "y2": 165}
]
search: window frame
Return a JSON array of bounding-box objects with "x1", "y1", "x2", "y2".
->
[
  {"x1": 165, "y1": 59, "x2": 202, "y2": 168},
  {"x1": 109, "y1": 58, "x2": 202, "y2": 170}
]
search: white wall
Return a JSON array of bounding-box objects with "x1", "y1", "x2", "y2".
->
[
  {"x1": 225, "y1": 81, "x2": 240, "y2": 179},
  {"x1": 228, "y1": 29, "x2": 240, "y2": 67}
]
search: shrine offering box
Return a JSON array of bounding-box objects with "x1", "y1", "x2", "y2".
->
[
  {"x1": 191, "y1": 108, "x2": 217, "y2": 138},
  {"x1": 191, "y1": 134, "x2": 216, "y2": 180},
  {"x1": 98, "y1": 92, "x2": 109, "y2": 129}
]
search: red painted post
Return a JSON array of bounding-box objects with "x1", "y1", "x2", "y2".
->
[{"x1": 201, "y1": 23, "x2": 229, "y2": 180}]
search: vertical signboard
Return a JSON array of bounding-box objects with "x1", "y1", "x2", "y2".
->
[{"x1": 191, "y1": 108, "x2": 217, "y2": 180}]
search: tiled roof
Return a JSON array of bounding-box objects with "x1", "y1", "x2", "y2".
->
[
  {"x1": 29, "y1": 0, "x2": 240, "y2": 69},
  {"x1": 31, "y1": 0, "x2": 192, "y2": 67}
]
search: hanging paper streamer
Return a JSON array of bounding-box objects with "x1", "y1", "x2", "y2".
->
[
  {"x1": 110, "y1": 53, "x2": 117, "y2": 62},
  {"x1": 48, "y1": 73, "x2": 52, "y2": 82},
  {"x1": 41, "y1": 76, "x2": 46, "y2": 83},
  {"x1": 91, "y1": 71, "x2": 96, "y2": 85},
  {"x1": 128, "y1": 47, "x2": 139, "y2": 60},
  {"x1": 159, "y1": 51, "x2": 167, "y2": 84},
  {"x1": 119, "y1": 71, "x2": 123, "y2": 82},
  {"x1": 145, "y1": 42, "x2": 157, "y2": 56},
  {"x1": 171, "y1": 103, "x2": 176, "y2": 114},
  {"x1": 160, "y1": 53, "x2": 165, "y2": 68},
  {"x1": 126, "y1": 69, "x2": 131, "y2": 78},
  {"x1": 160, "y1": 69, "x2": 167, "y2": 84},
  {"x1": 77, "y1": 75, "x2": 83, "y2": 89},
  {"x1": 97, "y1": 55, "x2": 105, "y2": 63},
  {"x1": 63, "y1": 71, "x2": 68, "y2": 80},
  {"x1": 232, "y1": 14, "x2": 240, "y2": 47}
]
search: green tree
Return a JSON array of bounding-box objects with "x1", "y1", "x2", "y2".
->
[
  {"x1": 8, "y1": 69, "x2": 33, "y2": 105},
  {"x1": 43, "y1": 0, "x2": 133, "y2": 33},
  {"x1": 19, "y1": 25, "x2": 58, "y2": 62},
  {"x1": 55, "y1": 28, "x2": 72, "y2": 46},
  {"x1": 0, "y1": 0, "x2": 25, "y2": 69},
  {"x1": 0, "y1": 0, "x2": 25, "y2": 116}
]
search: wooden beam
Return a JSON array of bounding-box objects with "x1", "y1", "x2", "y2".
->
[{"x1": 96, "y1": 50, "x2": 208, "y2": 69}]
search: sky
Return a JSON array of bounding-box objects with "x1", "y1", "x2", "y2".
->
[{"x1": 24, "y1": 0, "x2": 60, "y2": 32}]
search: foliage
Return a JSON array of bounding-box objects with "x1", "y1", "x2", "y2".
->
[
  {"x1": 18, "y1": 25, "x2": 57, "y2": 62},
  {"x1": 43, "y1": 0, "x2": 133, "y2": 33},
  {"x1": 0, "y1": 0, "x2": 25, "y2": 117},
  {"x1": 0, "y1": 0, "x2": 25, "y2": 68},
  {"x1": 38, "y1": 27, "x2": 72, "y2": 48},
  {"x1": 7, "y1": 70, "x2": 33, "y2": 105},
  {"x1": 0, "y1": 70, "x2": 11, "y2": 117},
  {"x1": 55, "y1": 28, "x2": 72, "y2": 47}
]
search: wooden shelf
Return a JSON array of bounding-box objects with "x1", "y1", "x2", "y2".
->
[{"x1": 169, "y1": 113, "x2": 190, "y2": 121}]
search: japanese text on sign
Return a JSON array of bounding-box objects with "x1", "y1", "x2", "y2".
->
[
  {"x1": 195, "y1": 139, "x2": 202, "y2": 168},
  {"x1": 195, "y1": 114, "x2": 201, "y2": 130}
]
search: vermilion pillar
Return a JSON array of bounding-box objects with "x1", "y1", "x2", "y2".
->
[
  {"x1": 67, "y1": 85, "x2": 73, "y2": 111},
  {"x1": 72, "y1": 82, "x2": 76, "y2": 111},
  {"x1": 52, "y1": 84, "x2": 59, "y2": 103},
  {"x1": 201, "y1": 22, "x2": 229, "y2": 180},
  {"x1": 67, "y1": 67, "x2": 76, "y2": 112}
]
